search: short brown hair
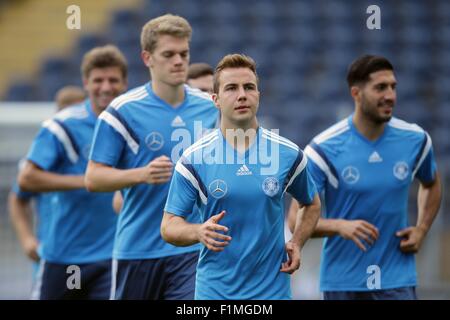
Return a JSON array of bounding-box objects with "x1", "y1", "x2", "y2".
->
[
  {"x1": 140, "y1": 14, "x2": 192, "y2": 53},
  {"x1": 54, "y1": 85, "x2": 86, "y2": 110},
  {"x1": 347, "y1": 55, "x2": 394, "y2": 88},
  {"x1": 188, "y1": 63, "x2": 213, "y2": 80},
  {"x1": 213, "y1": 54, "x2": 258, "y2": 94},
  {"x1": 81, "y1": 45, "x2": 128, "y2": 80}
]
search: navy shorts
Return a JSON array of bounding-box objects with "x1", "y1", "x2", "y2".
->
[
  {"x1": 31, "y1": 259, "x2": 112, "y2": 300},
  {"x1": 323, "y1": 286, "x2": 417, "y2": 300},
  {"x1": 111, "y1": 251, "x2": 198, "y2": 300}
]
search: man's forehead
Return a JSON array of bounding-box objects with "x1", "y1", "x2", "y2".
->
[
  {"x1": 368, "y1": 70, "x2": 396, "y2": 83},
  {"x1": 88, "y1": 67, "x2": 124, "y2": 79},
  {"x1": 155, "y1": 35, "x2": 189, "y2": 51},
  {"x1": 220, "y1": 68, "x2": 257, "y2": 84}
]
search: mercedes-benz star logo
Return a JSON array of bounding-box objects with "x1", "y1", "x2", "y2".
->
[
  {"x1": 145, "y1": 131, "x2": 164, "y2": 151},
  {"x1": 341, "y1": 166, "x2": 360, "y2": 184},
  {"x1": 208, "y1": 179, "x2": 227, "y2": 199}
]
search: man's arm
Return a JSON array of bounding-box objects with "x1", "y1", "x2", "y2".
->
[
  {"x1": 288, "y1": 199, "x2": 379, "y2": 251},
  {"x1": 161, "y1": 210, "x2": 231, "y2": 252},
  {"x1": 85, "y1": 155, "x2": 173, "y2": 192},
  {"x1": 18, "y1": 161, "x2": 84, "y2": 192},
  {"x1": 396, "y1": 173, "x2": 442, "y2": 253},
  {"x1": 8, "y1": 191, "x2": 39, "y2": 261},
  {"x1": 281, "y1": 194, "x2": 320, "y2": 274}
]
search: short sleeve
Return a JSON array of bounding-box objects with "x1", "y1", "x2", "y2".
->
[
  {"x1": 285, "y1": 150, "x2": 317, "y2": 205},
  {"x1": 11, "y1": 182, "x2": 36, "y2": 200},
  {"x1": 414, "y1": 133, "x2": 437, "y2": 183},
  {"x1": 164, "y1": 158, "x2": 202, "y2": 218},
  {"x1": 89, "y1": 109, "x2": 127, "y2": 167},
  {"x1": 26, "y1": 125, "x2": 64, "y2": 171},
  {"x1": 304, "y1": 144, "x2": 331, "y2": 193}
]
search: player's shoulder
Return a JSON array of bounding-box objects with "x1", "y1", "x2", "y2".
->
[
  {"x1": 260, "y1": 127, "x2": 302, "y2": 159},
  {"x1": 311, "y1": 117, "x2": 351, "y2": 146},
  {"x1": 40, "y1": 102, "x2": 87, "y2": 131},
  {"x1": 184, "y1": 84, "x2": 215, "y2": 106},
  {"x1": 109, "y1": 85, "x2": 149, "y2": 111},
  {"x1": 181, "y1": 129, "x2": 220, "y2": 161},
  {"x1": 388, "y1": 116, "x2": 428, "y2": 140},
  {"x1": 185, "y1": 84, "x2": 213, "y2": 101},
  {"x1": 53, "y1": 102, "x2": 88, "y2": 122}
]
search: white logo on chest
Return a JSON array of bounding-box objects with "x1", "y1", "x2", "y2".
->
[
  {"x1": 393, "y1": 161, "x2": 409, "y2": 180},
  {"x1": 171, "y1": 115, "x2": 186, "y2": 127},
  {"x1": 342, "y1": 166, "x2": 360, "y2": 184},
  {"x1": 368, "y1": 151, "x2": 383, "y2": 163},
  {"x1": 236, "y1": 165, "x2": 252, "y2": 176},
  {"x1": 209, "y1": 179, "x2": 228, "y2": 199},
  {"x1": 145, "y1": 131, "x2": 164, "y2": 151},
  {"x1": 262, "y1": 177, "x2": 279, "y2": 197}
]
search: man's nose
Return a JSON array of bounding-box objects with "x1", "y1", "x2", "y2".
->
[
  {"x1": 100, "y1": 80, "x2": 113, "y2": 92},
  {"x1": 173, "y1": 53, "x2": 183, "y2": 65},
  {"x1": 385, "y1": 86, "x2": 396, "y2": 101},
  {"x1": 237, "y1": 86, "x2": 247, "y2": 100}
]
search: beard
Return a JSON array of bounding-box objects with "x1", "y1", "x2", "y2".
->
[{"x1": 360, "y1": 95, "x2": 393, "y2": 124}]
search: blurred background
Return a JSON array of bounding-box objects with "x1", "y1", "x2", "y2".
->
[{"x1": 0, "y1": 0, "x2": 449, "y2": 299}]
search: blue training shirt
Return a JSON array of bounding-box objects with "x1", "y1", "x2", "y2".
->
[
  {"x1": 26, "y1": 100, "x2": 117, "y2": 264},
  {"x1": 164, "y1": 127, "x2": 317, "y2": 299},
  {"x1": 305, "y1": 115, "x2": 437, "y2": 291},
  {"x1": 89, "y1": 83, "x2": 218, "y2": 260}
]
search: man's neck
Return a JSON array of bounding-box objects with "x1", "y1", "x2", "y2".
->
[
  {"x1": 221, "y1": 119, "x2": 259, "y2": 153},
  {"x1": 89, "y1": 100, "x2": 101, "y2": 117},
  {"x1": 151, "y1": 80, "x2": 185, "y2": 107},
  {"x1": 352, "y1": 109, "x2": 386, "y2": 141}
]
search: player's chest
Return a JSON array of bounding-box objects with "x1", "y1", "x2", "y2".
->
[
  {"x1": 129, "y1": 110, "x2": 212, "y2": 156},
  {"x1": 68, "y1": 123, "x2": 95, "y2": 162},
  {"x1": 333, "y1": 144, "x2": 417, "y2": 192},
  {"x1": 200, "y1": 163, "x2": 288, "y2": 203}
]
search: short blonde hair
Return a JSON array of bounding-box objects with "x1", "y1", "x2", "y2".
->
[
  {"x1": 81, "y1": 45, "x2": 128, "y2": 80},
  {"x1": 54, "y1": 86, "x2": 86, "y2": 110},
  {"x1": 213, "y1": 54, "x2": 258, "y2": 94},
  {"x1": 140, "y1": 14, "x2": 192, "y2": 53}
]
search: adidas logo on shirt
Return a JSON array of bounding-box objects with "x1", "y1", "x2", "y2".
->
[
  {"x1": 236, "y1": 164, "x2": 252, "y2": 176},
  {"x1": 171, "y1": 115, "x2": 186, "y2": 127},
  {"x1": 368, "y1": 151, "x2": 383, "y2": 163}
]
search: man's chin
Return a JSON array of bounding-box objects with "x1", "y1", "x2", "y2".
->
[{"x1": 376, "y1": 114, "x2": 392, "y2": 123}]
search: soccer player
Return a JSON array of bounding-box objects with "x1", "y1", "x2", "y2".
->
[
  {"x1": 288, "y1": 55, "x2": 442, "y2": 300},
  {"x1": 8, "y1": 86, "x2": 86, "y2": 283},
  {"x1": 18, "y1": 45, "x2": 127, "y2": 299},
  {"x1": 187, "y1": 62, "x2": 214, "y2": 94},
  {"x1": 110, "y1": 62, "x2": 215, "y2": 215},
  {"x1": 85, "y1": 14, "x2": 218, "y2": 300},
  {"x1": 161, "y1": 54, "x2": 321, "y2": 300}
]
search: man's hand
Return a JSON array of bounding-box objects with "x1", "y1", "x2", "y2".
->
[
  {"x1": 396, "y1": 226, "x2": 426, "y2": 253},
  {"x1": 197, "y1": 210, "x2": 231, "y2": 252},
  {"x1": 280, "y1": 241, "x2": 301, "y2": 274},
  {"x1": 141, "y1": 156, "x2": 173, "y2": 184},
  {"x1": 337, "y1": 220, "x2": 379, "y2": 251},
  {"x1": 22, "y1": 236, "x2": 39, "y2": 262}
]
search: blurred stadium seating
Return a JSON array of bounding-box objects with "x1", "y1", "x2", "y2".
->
[{"x1": 0, "y1": 0, "x2": 449, "y2": 299}]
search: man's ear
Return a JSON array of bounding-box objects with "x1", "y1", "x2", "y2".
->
[
  {"x1": 82, "y1": 76, "x2": 88, "y2": 91},
  {"x1": 141, "y1": 50, "x2": 152, "y2": 68},
  {"x1": 212, "y1": 93, "x2": 220, "y2": 110},
  {"x1": 350, "y1": 85, "x2": 361, "y2": 101}
]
